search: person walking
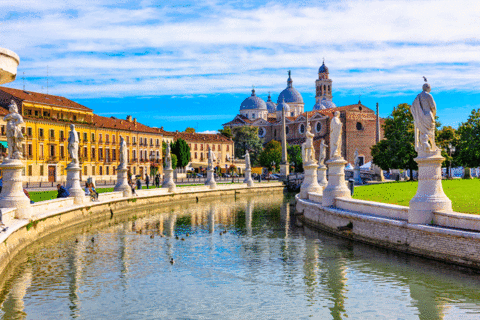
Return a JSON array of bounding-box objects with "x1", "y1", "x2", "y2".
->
[
  {"x1": 145, "y1": 174, "x2": 150, "y2": 189},
  {"x1": 155, "y1": 174, "x2": 160, "y2": 188},
  {"x1": 136, "y1": 177, "x2": 142, "y2": 190}
]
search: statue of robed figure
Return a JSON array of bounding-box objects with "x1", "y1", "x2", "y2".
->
[
  {"x1": 119, "y1": 136, "x2": 127, "y2": 170},
  {"x1": 3, "y1": 100, "x2": 24, "y2": 160},
  {"x1": 411, "y1": 81, "x2": 438, "y2": 155},
  {"x1": 68, "y1": 124, "x2": 79, "y2": 167},
  {"x1": 319, "y1": 139, "x2": 327, "y2": 166},
  {"x1": 329, "y1": 111, "x2": 342, "y2": 160}
]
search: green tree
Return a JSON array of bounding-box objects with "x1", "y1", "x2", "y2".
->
[
  {"x1": 171, "y1": 138, "x2": 191, "y2": 168},
  {"x1": 437, "y1": 126, "x2": 459, "y2": 175},
  {"x1": 232, "y1": 126, "x2": 263, "y2": 165},
  {"x1": 170, "y1": 153, "x2": 178, "y2": 170},
  {"x1": 185, "y1": 127, "x2": 195, "y2": 133},
  {"x1": 372, "y1": 103, "x2": 442, "y2": 180},
  {"x1": 218, "y1": 127, "x2": 233, "y2": 139},
  {"x1": 457, "y1": 108, "x2": 480, "y2": 168},
  {"x1": 287, "y1": 145, "x2": 303, "y2": 172},
  {"x1": 258, "y1": 140, "x2": 282, "y2": 171}
]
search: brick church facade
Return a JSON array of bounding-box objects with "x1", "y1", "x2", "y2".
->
[{"x1": 223, "y1": 62, "x2": 384, "y2": 166}]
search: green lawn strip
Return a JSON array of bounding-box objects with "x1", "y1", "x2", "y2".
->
[{"x1": 353, "y1": 179, "x2": 480, "y2": 214}]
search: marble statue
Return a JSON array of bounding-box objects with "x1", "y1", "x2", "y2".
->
[
  {"x1": 119, "y1": 136, "x2": 127, "y2": 168},
  {"x1": 319, "y1": 139, "x2": 327, "y2": 166},
  {"x1": 411, "y1": 81, "x2": 438, "y2": 154},
  {"x1": 165, "y1": 142, "x2": 172, "y2": 170},
  {"x1": 354, "y1": 149, "x2": 360, "y2": 167},
  {"x1": 329, "y1": 111, "x2": 342, "y2": 159},
  {"x1": 245, "y1": 150, "x2": 251, "y2": 170},
  {"x1": 207, "y1": 146, "x2": 216, "y2": 170},
  {"x1": 68, "y1": 124, "x2": 79, "y2": 166},
  {"x1": 3, "y1": 100, "x2": 24, "y2": 160},
  {"x1": 302, "y1": 122, "x2": 316, "y2": 164}
]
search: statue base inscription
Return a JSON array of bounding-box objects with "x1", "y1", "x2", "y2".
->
[
  {"x1": 205, "y1": 169, "x2": 217, "y2": 189},
  {"x1": 317, "y1": 165, "x2": 328, "y2": 188},
  {"x1": 322, "y1": 158, "x2": 351, "y2": 207},
  {"x1": 0, "y1": 160, "x2": 31, "y2": 219},
  {"x1": 66, "y1": 165, "x2": 84, "y2": 204},
  {"x1": 162, "y1": 168, "x2": 176, "y2": 192},
  {"x1": 279, "y1": 163, "x2": 289, "y2": 179},
  {"x1": 243, "y1": 169, "x2": 254, "y2": 187},
  {"x1": 114, "y1": 167, "x2": 132, "y2": 197},
  {"x1": 409, "y1": 152, "x2": 452, "y2": 224},
  {"x1": 299, "y1": 162, "x2": 323, "y2": 199}
]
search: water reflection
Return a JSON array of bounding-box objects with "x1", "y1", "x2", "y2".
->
[{"x1": 1, "y1": 192, "x2": 480, "y2": 319}]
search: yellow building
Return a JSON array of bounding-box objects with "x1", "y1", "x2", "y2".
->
[{"x1": 0, "y1": 87, "x2": 163, "y2": 183}]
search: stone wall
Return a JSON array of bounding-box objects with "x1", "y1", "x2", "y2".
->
[{"x1": 297, "y1": 194, "x2": 480, "y2": 270}]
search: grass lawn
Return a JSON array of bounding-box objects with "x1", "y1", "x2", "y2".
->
[{"x1": 353, "y1": 179, "x2": 480, "y2": 214}]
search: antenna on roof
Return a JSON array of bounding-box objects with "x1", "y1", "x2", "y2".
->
[
  {"x1": 22, "y1": 72, "x2": 25, "y2": 90},
  {"x1": 358, "y1": 95, "x2": 361, "y2": 104},
  {"x1": 47, "y1": 65, "x2": 49, "y2": 95}
]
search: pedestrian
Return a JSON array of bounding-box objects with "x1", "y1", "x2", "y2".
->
[
  {"x1": 57, "y1": 184, "x2": 70, "y2": 198},
  {"x1": 130, "y1": 180, "x2": 137, "y2": 196},
  {"x1": 155, "y1": 174, "x2": 160, "y2": 188},
  {"x1": 0, "y1": 176, "x2": 3, "y2": 193},
  {"x1": 145, "y1": 174, "x2": 150, "y2": 189},
  {"x1": 136, "y1": 177, "x2": 142, "y2": 190}
]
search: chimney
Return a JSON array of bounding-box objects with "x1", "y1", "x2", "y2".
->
[
  {"x1": 133, "y1": 118, "x2": 137, "y2": 124},
  {"x1": 126, "y1": 115, "x2": 132, "y2": 122}
]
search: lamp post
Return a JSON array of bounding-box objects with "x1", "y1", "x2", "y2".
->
[{"x1": 447, "y1": 143, "x2": 456, "y2": 179}]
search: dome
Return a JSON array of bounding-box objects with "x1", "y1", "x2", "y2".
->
[
  {"x1": 276, "y1": 98, "x2": 290, "y2": 112},
  {"x1": 266, "y1": 93, "x2": 277, "y2": 113},
  {"x1": 319, "y1": 60, "x2": 329, "y2": 74},
  {"x1": 313, "y1": 96, "x2": 336, "y2": 110},
  {"x1": 240, "y1": 89, "x2": 267, "y2": 110},
  {"x1": 277, "y1": 71, "x2": 303, "y2": 104}
]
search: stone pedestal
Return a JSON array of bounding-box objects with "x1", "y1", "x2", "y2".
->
[
  {"x1": 114, "y1": 167, "x2": 131, "y2": 197},
  {"x1": 0, "y1": 160, "x2": 31, "y2": 219},
  {"x1": 66, "y1": 164, "x2": 84, "y2": 204},
  {"x1": 299, "y1": 163, "x2": 322, "y2": 199},
  {"x1": 317, "y1": 165, "x2": 328, "y2": 188},
  {"x1": 353, "y1": 166, "x2": 363, "y2": 185},
  {"x1": 279, "y1": 163, "x2": 289, "y2": 178},
  {"x1": 205, "y1": 169, "x2": 217, "y2": 189},
  {"x1": 162, "y1": 168, "x2": 176, "y2": 192},
  {"x1": 243, "y1": 169, "x2": 254, "y2": 187},
  {"x1": 322, "y1": 158, "x2": 351, "y2": 207},
  {"x1": 372, "y1": 163, "x2": 385, "y2": 181},
  {"x1": 409, "y1": 152, "x2": 452, "y2": 224}
]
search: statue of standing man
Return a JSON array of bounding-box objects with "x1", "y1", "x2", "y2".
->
[
  {"x1": 3, "y1": 100, "x2": 24, "y2": 160},
  {"x1": 319, "y1": 139, "x2": 328, "y2": 166},
  {"x1": 329, "y1": 111, "x2": 342, "y2": 160},
  {"x1": 411, "y1": 79, "x2": 438, "y2": 155},
  {"x1": 68, "y1": 124, "x2": 79, "y2": 167},
  {"x1": 119, "y1": 136, "x2": 127, "y2": 170}
]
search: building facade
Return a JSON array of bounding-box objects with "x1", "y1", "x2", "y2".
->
[
  {"x1": 223, "y1": 62, "x2": 384, "y2": 165},
  {"x1": 0, "y1": 87, "x2": 164, "y2": 182}
]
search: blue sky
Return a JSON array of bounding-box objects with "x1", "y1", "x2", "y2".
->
[{"x1": 1, "y1": 0, "x2": 480, "y2": 132}]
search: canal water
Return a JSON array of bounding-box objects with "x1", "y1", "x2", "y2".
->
[{"x1": 1, "y1": 192, "x2": 480, "y2": 319}]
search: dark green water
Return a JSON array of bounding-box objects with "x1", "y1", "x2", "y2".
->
[{"x1": 1, "y1": 192, "x2": 480, "y2": 319}]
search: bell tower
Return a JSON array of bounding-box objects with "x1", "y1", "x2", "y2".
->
[{"x1": 315, "y1": 59, "x2": 333, "y2": 103}]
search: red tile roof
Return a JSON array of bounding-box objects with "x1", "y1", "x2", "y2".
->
[
  {"x1": 0, "y1": 87, "x2": 92, "y2": 112},
  {"x1": 92, "y1": 115, "x2": 162, "y2": 134}
]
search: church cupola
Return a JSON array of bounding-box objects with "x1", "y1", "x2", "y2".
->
[{"x1": 315, "y1": 59, "x2": 333, "y2": 105}]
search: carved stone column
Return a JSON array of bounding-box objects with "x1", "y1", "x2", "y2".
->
[
  {"x1": 114, "y1": 167, "x2": 131, "y2": 197},
  {"x1": 66, "y1": 164, "x2": 84, "y2": 204},
  {"x1": 322, "y1": 159, "x2": 351, "y2": 207},
  {"x1": 0, "y1": 160, "x2": 31, "y2": 219},
  {"x1": 162, "y1": 168, "x2": 176, "y2": 192},
  {"x1": 300, "y1": 163, "x2": 322, "y2": 199},
  {"x1": 317, "y1": 164, "x2": 328, "y2": 188},
  {"x1": 243, "y1": 168, "x2": 254, "y2": 187},
  {"x1": 409, "y1": 152, "x2": 452, "y2": 224},
  {"x1": 205, "y1": 168, "x2": 217, "y2": 189}
]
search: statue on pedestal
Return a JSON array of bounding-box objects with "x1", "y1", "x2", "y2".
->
[
  {"x1": 68, "y1": 124, "x2": 79, "y2": 167},
  {"x1": 245, "y1": 150, "x2": 251, "y2": 170},
  {"x1": 301, "y1": 122, "x2": 316, "y2": 164},
  {"x1": 207, "y1": 146, "x2": 216, "y2": 170},
  {"x1": 165, "y1": 142, "x2": 172, "y2": 170},
  {"x1": 329, "y1": 111, "x2": 342, "y2": 160},
  {"x1": 119, "y1": 136, "x2": 127, "y2": 170},
  {"x1": 411, "y1": 79, "x2": 438, "y2": 155},
  {"x1": 319, "y1": 139, "x2": 327, "y2": 166},
  {"x1": 354, "y1": 149, "x2": 360, "y2": 167},
  {"x1": 3, "y1": 100, "x2": 24, "y2": 160}
]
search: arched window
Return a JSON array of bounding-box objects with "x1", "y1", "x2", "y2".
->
[
  {"x1": 299, "y1": 124, "x2": 305, "y2": 134},
  {"x1": 356, "y1": 122, "x2": 363, "y2": 131},
  {"x1": 286, "y1": 126, "x2": 290, "y2": 135},
  {"x1": 316, "y1": 122, "x2": 322, "y2": 133},
  {"x1": 258, "y1": 127, "x2": 266, "y2": 138}
]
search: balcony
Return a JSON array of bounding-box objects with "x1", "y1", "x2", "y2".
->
[
  {"x1": 105, "y1": 141, "x2": 110, "y2": 145},
  {"x1": 27, "y1": 155, "x2": 33, "y2": 160},
  {"x1": 38, "y1": 136, "x2": 45, "y2": 141},
  {"x1": 26, "y1": 135, "x2": 33, "y2": 140},
  {"x1": 49, "y1": 136, "x2": 55, "y2": 142},
  {"x1": 132, "y1": 142, "x2": 137, "y2": 146},
  {"x1": 98, "y1": 139, "x2": 103, "y2": 144}
]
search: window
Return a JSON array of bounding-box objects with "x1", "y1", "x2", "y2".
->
[
  {"x1": 43, "y1": 111, "x2": 50, "y2": 117},
  {"x1": 112, "y1": 135, "x2": 116, "y2": 144},
  {"x1": 112, "y1": 148, "x2": 116, "y2": 161},
  {"x1": 28, "y1": 144, "x2": 33, "y2": 156},
  {"x1": 99, "y1": 133, "x2": 103, "y2": 142},
  {"x1": 195, "y1": 152, "x2": 197, "y2": 159},
  {"x1": 150, "y1": 138, "x2": 153, "y2": 146},
  {"x1": 60, "y1": 130, "x2": 64, "y2": 140},
  {"x1": 258, "y1": 127, "x2": 266, "y2": 138},
  {"x1": 133, "y1": 150, "x2": 136, "y2": 160},
  {"x1": 39, "y1": 128, "x2": 44, "y2": 138},
  {"x1": 127, "y1": 136, "x2": 130, "y2": 144},
  {"x1": 274, "y1": 129, "x2": 276, "y2": 137},
  {"x1": 99, "y1": 166, "x2": 103, "y2": 175},
  {"x1": 39, "y1": 145, "x2": 44, "y2": 158},
  {"x1": 358, "y1": 156, "x2": 365, "y2": 166},
  {"x1": 156, "y1": 139, "x2": 159, "y2": 146},
  {"x1": 99, "y1": 148, "x2": 103, "y2": 160},
  {"x1": 0, "y1": 126, "x2": 4, "y2": 136},
  {"x1": 83, "y1": 147, "x2": 87, "y2": 158},
  {"x1": 92, "y1": 147, "x2": 96, "y2": 159},
  {"x1": 27, "y1": 127, "x2": 33, "y2": 137},
  {"x1": 213, "y1": 145, "x2": 215, "y2": 151},
  {"x1": 49, "y1": 145, "x2": 55, "y2": 157},
  {"x1": 195, "y1": 144, "x2": 198, "y2": 151},
  {"x1": 60, "y1": 146, "x2": 65, "y2": 159},
  {"x1": 92, "y1": 133, "x2": 95, "y2": 142},
  {"x1": 28, "y1": 165, "x2": 32, "y2": 176},
  {"x1": 40, "y1": 165, "x2": 44, "y2": 176},
  {"x1": 92, "y1": 166, "x2": 96, "y2": 175},
  {"x1": 286, "y1": 126, "x2": 289, "y2": 135},
  {"x1": 298, "y1": 124, "x2": 305, "y2": 134},
  {"x1": 252, "y1": 113, "x2": 256, "y2": 119},
  {"x1": 226, "y1": 145, "x2": 229, "y2": 151},
  {"x1": 73, "y1": 115, "x2": 77, "y2": 121},
  {"x1": 49, "y1": 129, "x2": 55, "y2": 139},
  {"x1": 83, "y1": 132, "x2": 88, "y2": 142},
  {"x1": 106, "y1": 166, "x2": 109, "y2": 175},
  {"x1": 356, "y1": 122, "x2": 363, "y2": 131},
  {"x1": 291, "y1": 112, "x2": 294, "y2": 117},
  {"x1": 84, "y1": 166, "x2": 88, "y2": 175},
  {"x1": 106, "y1": 134, "x2": 109, "y2": 143},
  {"x1": 316, "y1": 122, "x2": 322, "y2": 133}
]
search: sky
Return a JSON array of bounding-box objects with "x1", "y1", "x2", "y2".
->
[{"x1": 1, "y1": 0, "x2": 480, "y2": 132}]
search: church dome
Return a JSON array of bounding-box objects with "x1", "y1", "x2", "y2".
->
[
  {"x1": 313, "y1": 96, "x2": 336, "y2": 110},
  {"x1": 266, "y1": 93, "x2": 277, "y2": 113},
  {"x1": 240, "y1": 89, "x2": 267, "y2": 110},
  {"x1": 277, "y1": 71, "x2": 303, "y2": 104},
  {"x1": 276, "y1": 98, "x2": 290, "y2": 112},
  {"x1": 319, "y1": 60, "x2": 329, "y2": 74}
]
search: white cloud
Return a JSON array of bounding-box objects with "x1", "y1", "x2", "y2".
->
[
  {"x1": 2, "y1": 0, "x2": 480, "y2": 99},
  {"x1": 199, "y1": 130, "x2": 218, "y2": 134}
]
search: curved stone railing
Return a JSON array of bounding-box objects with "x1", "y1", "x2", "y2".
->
[{"x1": 296, "y1": 191, "x2": 480, "y2": 270}]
